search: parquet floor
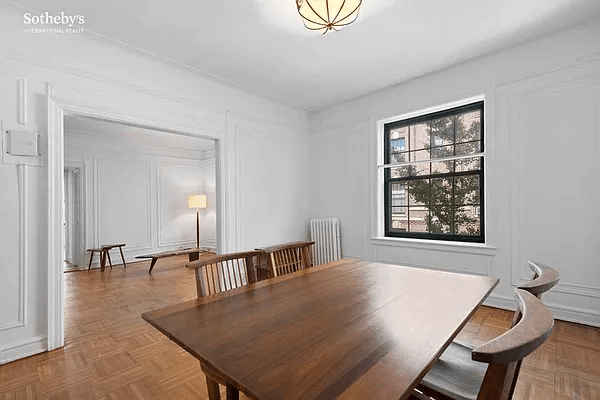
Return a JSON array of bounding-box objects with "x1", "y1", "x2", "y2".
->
[{"x1": 0, "y1": 257, "x2": 599, "y2": 400}]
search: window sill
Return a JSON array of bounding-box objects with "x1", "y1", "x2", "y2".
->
[{"x1": 371, "y1": 237, "x2": 497, "y2": 256}]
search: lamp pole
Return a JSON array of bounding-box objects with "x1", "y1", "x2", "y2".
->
[{"x1": 196, "y1": 208, "x2": 200, "y2": 249}]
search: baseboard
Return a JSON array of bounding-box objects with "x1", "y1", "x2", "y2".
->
[
  {"x1": 485, "y1": 294, "x2": 600, "y2": 328},
  {"x1": 0, "y1": 335, "x2": 47, "y2": 365}
]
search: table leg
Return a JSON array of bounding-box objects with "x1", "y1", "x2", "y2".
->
[
  {"x1": 106, "y1": 250, "x2": 113, "y2": 269},
  {"x1": 226, "y1": 383, "x2": 239, "y2": 400},
  {"x1": 119, "y1": 246, "x2": 127, "y2": 268},
  {"x1": 88, "y1": 252, "x2": 93, "y2": 270},
  {"x1": 206, "y1": 375, "x2": 221, "y2": 400},
  {"x1": 189, "y1": 251, "x2": 200, "y2": 262},
  {"x1": 148, "y1": 258, "x2": 158, "y2": 274}
]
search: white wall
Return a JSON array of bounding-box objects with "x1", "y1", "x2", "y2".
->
[
  {"x1": 0, "y1": 5, "x2": 311, "y2": 363},
  {"x1": 312, "y1": 18, "x2": 600, "y2": 327},
  {"x1": 64, "y1": 127, "x2": 217, "y2": 269}
]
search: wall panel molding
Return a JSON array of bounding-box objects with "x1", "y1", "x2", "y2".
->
[
  {"x1": 0, "y1": 335, "x2": 47, "y2": 365},
  {"x1": 156, "y1": 161, "x2": 205, "y2": 248},
  {"x1": 93, "y1": 158, "x2": 153, "y2": 251},
  {"x1": 0, "y1": 165, "x2": 27, "y2": 332},
  {"x1": 501, "y1": 56, "x2": 600, "y2": 302}
]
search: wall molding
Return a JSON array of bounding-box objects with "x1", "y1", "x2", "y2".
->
[
  {"x1": 0, "y1": 335, "x2": 47, "y2": 365},
  {"x1": 373, "y1": 257, "x2": 492, "y2": 278},
  {"x1": 485, "y1": 292, "x2": 600, "y2": 328},
  {"x1": 371, "y1": 237, "x2": 497, "y2": 257},
  {"x1": 504, "y1": 57, "x2": 600, "y2": 300},
  {"x1": 156, "y1": 161, "x2": 206, "y2": 248},
  {"x1": 93, "y1": 157, "x2": 153, "y2": 251},
  {"x1": 0, "y1": 47, "x2": 310, "y2": 134},
  {"x1": 0, "y1": 165, "x2": 27, "y2": 332},
  {"x1": 64, "y1": 129, "x2": 212, "y2": 160}
]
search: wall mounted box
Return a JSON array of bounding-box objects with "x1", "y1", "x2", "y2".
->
[
  {"x1": 6, "y1": 130, "x2": 38, "y2": 156},
  {"x1": 1, "y1": 120, "x2": 43, "y2": 166}
]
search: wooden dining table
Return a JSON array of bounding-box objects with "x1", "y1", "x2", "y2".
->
[{"x1": 142, "y1": 259, "x2": 498, "y2": 400}]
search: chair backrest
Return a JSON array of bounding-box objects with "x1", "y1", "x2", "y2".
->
[
  {"x1": 260, "y1": 241, "x2": 314, "y2": 277},
  {"x1": 473, "y1": 289, "x2": 554, "y2": 400},
  {"x1": 518, "y1": 261, "x2": 560, "y2": 298},
  {"x1": 186, "y1": 251, "x2": 261, "y2": 297},
  {"x1": 512, "y1": 260, "x2": 560, "y2": 325}
]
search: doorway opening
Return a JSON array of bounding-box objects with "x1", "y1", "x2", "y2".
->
[
  {"x1": 62, "y1": 166, "x2": 83, "y2": 272},
  {"x1": 61, "y1": 113, "x2": 219, "y2": 272}
]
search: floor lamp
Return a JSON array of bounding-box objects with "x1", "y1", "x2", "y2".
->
[{"x1": 188, "y1": 194, "x2": 207, "y2": 250}]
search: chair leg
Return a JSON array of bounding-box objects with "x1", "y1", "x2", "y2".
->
[
  {"x1": 226, "y1": 383, "x2": 239, "y2": 400},
  {"x1": 206, "y1": 376, "x2": 221, "y2": 400},
  {"x1": 88, "y1": 252, "x2": 93, "y2": 270},
  {"x1": 106, "y1": 250, "x2": 113, "y2": 269},
  {"x1": 100, "y1": 250, "x2": 106, "y2": 272},
  {"x1": 119, "y1": 246, "x2": 127, "y2": 268}
]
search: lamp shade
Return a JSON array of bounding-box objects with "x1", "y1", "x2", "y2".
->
[
  {"x1": 188, "y1": 194, "x2": 207, "y2": 209},
  {"x1": 296, "y1": 0, "x2": 362, "y2": 34}
]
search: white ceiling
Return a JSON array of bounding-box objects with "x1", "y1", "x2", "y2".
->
[
  {"x1": 10, "y1": 0, "x2": 600, "y2": 111},
  {"x1": 64, "y1": 114, "x2": 215, "y2": 152}
]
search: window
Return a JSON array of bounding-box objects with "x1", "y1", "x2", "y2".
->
[{"x1": 383, "y1": 101, "x2": 484, "y2": 242}]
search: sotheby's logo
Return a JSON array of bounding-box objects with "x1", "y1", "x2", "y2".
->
[{"x1": 23, "y1": 12, "x2": 85, "y2": 34}]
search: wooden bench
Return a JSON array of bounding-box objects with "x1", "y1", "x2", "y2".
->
[
  {"x1": 135, "y1": 248, "x2": 204, "y2": 273},
  {"x1": 87, "y1": 244, "x2": 126, "y2": 272}
]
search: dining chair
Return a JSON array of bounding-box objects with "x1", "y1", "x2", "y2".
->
[
  {"x1": 186, "y1": 250, "x2": 261, "y2": 297},
  {"x1": 414, "y1": 288, "x2": 554, "y2": 400},
  {"x1": 186, "y1": 250, "x2": 262, "y2": 400},
  {"x1": 257, "y1": 241, "x2": 314, "y2": 278},
  {"x1": 512, "y1": 260, "x2": 560, "y2": 325}
]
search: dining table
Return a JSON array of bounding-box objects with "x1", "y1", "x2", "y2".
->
[{"x1": 142, "y1": 259, "x2": 499, "y2": 400}]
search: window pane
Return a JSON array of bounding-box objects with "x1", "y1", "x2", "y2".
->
[
  {"x1": 410, "y1": 149, "x2": 432, "y2": 175},
  {"x1": 408, "y1": 206, "x2": 428, "y2": 233},
  {"x1": 391, "y1": 182, "x2": 407, "y2": 207},
  {"x1": 456, "y1": 110, "x2": 481, "y2": 144},
  {"x1": 431, "y1": 143, "x2": 454, "y2": 159},
  {"x1": 389, "y1": 129, "x2": 407, "y2": 164},
  {"x1": 455, "y1": 206, "x2": 481, "y2": 235},
  {"x1": 391, "y1": 206, "x2": 406, "y2": 215},
  {"x1": 390, "y1": 126, "x2": 408, "y2": 141},
  {"x1": 391, "y1": 218, "x2": 408, "y2": 231},
  {"x1": 454, "y1": 175, "x2": 480, "y2": 205},
  {"x1": 428, "y1": 206, "x2": 452, "y2": 234},
  {"x1": 455, "y1": 157, "x2": 480, "y2": 172},
  {"x1": 390, "y1": 165, "x2": 409, "y2": 178},
  {"x1": 408, "y1": 179, "x2": 429, "y2": 206},
  {"x1": 455, "y1": 141, "x2": 480, "y2": 156},
  {"x1": 409, "y1": 123, "x2": 429, "y2": 151},
  {"x1": 430, "y1": 117, "x2": 454, "y2": 148},
  {"x1": 431, "y1": 160, "x2": 454, "y2": 174},
  {"x1": 430, "y1": 178, "x2": 452, "y2": 205}
]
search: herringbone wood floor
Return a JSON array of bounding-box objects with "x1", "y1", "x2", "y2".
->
[{"x1": 1, "y1": 256, "x2": 599, "y2": 399}]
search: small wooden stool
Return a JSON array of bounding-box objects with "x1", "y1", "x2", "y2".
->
[
  {"x1": 87, "y1": 244, "x2": 127, "y2": 272},
  {"x1": 87, "y1": 248, "x2": 108, "y2": 271}
]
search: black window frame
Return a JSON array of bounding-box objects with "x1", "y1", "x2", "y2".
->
[{"x1": 384, "y1": 101, "x2": 485, "y2": 243}]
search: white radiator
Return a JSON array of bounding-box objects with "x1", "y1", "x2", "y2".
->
[{"x1": 310, "y1": 218, "x2": 341, "y2": 265}]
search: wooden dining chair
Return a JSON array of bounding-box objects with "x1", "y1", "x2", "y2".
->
[
  {"x1": 186, "y1": 251, "x2": 261, "y2": 297},
  {"x1": 414, "y1": 289, "x2": 554, "y2": 400},
  {"x1": 258, "y1": 241, "x2": 314, "y2": 278},
  {"x1": 186, "y1": 251, "x2": 262, "y2": 400},
  {"x1": 512, "y1": 260, "x2": 559, "y2": 325}
]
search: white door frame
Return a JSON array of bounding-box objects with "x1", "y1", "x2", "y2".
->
[
  {"x1": 46, "y1": 83, "x2": 232, "y2": 350},
  {"x1": 63, "y1": 163, "x2": 85, "y2": 268}
]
